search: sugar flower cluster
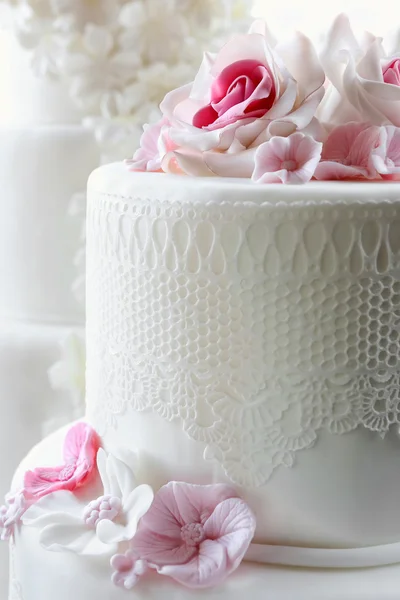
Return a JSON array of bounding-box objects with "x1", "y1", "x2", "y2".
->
[
  {"x1": 6, "y1": 0, "x2": 251, "y2": 159},
  {"x1": 128, "y1": 15, "x2": 400, "y2": 184},
  {"x1": 1, "y1": 423, "x2": 256, "y2": 591}
]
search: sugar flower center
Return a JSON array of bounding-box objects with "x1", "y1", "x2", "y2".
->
[
  {"x1": 180, "y1": 522, "x2": 206, "y2": 547},
  {"x1": 281, "y1": 159, "x2": 297, "y2": 171},
  {"x1": 83, "y1": 495, "x2": 122, "y2": 528}
]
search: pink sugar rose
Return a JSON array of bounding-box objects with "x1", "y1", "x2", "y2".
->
[
  {"x1": 24, "y1": 423, "x2": 100, "y2": 500},
  {"x1": 129, "y1": 482, "x2": 256, "y2": 589},
  {"x1": 252, "y1": 133, "x2": 322, "y2": 184},
  {"x1": 159, "y1": 20, "x2": 325, "y2": 177},
  {"x1": 126, "y1": 117, "x2": 175, "y2": 172},
  {"x1": 371, "y1": 126, "x2": 400, "y2": 179},
  {"x1": 314, "y1": 122, "x2": 381, "y2": 180},
  {"x1": 383, "y1": 58, "x2": 400, "y2": 86}
]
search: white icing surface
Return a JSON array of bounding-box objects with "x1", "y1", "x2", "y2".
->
[
  {"x1": 0, "y1": 32, "x2": 81, "y2": 126},
  {"x1": 0, "y1": 125, "x2": 99, "y2": 323},
  {"x1": 85, "y1": 163, "x2": 400, "y2": 548},
  {"x1": 9, "y1": 426, "x2": 400, "y2": 600}
]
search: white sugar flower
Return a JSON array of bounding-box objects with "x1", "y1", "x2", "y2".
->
[
  {"x1": 23, "y1": 449, "x2": 153, "y2": 556},
  {"x1": 60, "y1": 23, "x2": 140, "y2": 115},
  {"x1": 118, "y1": 0, "x2": 188, "y2": 65}
]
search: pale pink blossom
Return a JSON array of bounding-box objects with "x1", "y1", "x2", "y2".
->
[
  {"x1": 315, "y1": 122, "x2": 381, "y2": 180},
  {"x1": 252, "y1": 133, "x2": 322, "y2": 184},
  {"x1": 383, "y1": 58, "x2": 400, "y2": 86},
  {"x1": 372, "y1": 126, "x2": 400, "y2": 179},
  {"x1": 0, "y1": 492, "x2": 26, "y2": 541},
  {"x1": 111, "y1": 551, "x2": 150, "y2": 590},
  {"x1": 24, "y1": 423, "x2": 100, "y2": 500},
  {"x1": 125, "y1": 117, "x2": 174, "y2": 172},
  {"x1": 130, "y1": 482, "x2": 256, "y2": 589},
  {"x1": 159, "y1": 20, "x2": 325, "y2": 177}
]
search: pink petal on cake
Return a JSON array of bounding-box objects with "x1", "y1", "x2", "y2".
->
[
  {"x1": 132, "y1": 526, "x2": 196, "y2": 565},
  {"x1": 63, "y1": 422, "x2": 99, "y2": 465},
  {"x1": 157, "y1": 539, "x2": 227, "y2": 588},
  {"x1": 321, "y1": 122, "x2": 372, "y2": 162},
  {"x1": 204, "y1": 499, "x2": 256, "y2": 564},
  {"x1": 314, "y1": 161, "x2": 370, "y2": 180}
]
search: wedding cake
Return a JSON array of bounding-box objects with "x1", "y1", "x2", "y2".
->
[{"x1": 4, "y1": 15, "x2": 400, "y2": 600}]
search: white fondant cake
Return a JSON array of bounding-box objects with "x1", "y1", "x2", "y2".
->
[{"x1": 8, "y1": 163, "x2": 400, "y2": 599}]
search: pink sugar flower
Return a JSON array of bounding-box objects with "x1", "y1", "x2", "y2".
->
[
  {"x1": 372, "y1": 126, "x2": 400, "y2": 179},
  {"x1": 24, "y1": 423, "x2": 100, "y2": 500},
  {"x1": 130, "y1": 482, "x2": 256, "y2": 589},
  {"x1": 252, "y1": 133, "x2": 322, "y2": 184},
  {"x1": 111, "y1": 551, "x2": 150, "y2": 590},
  {"x1": 315, "y1": 122, "x2": 381, "y2": 180},
  {"x1": 125, "y1": 117, "x2": 174, "y2": 172}
]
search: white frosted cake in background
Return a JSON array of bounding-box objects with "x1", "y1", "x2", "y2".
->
[
  {"x1": 0, "y1": 31, "x2": 99, "y2": 595},
  {"x1": 4, "y1": 14, "x2": 400, "y2": 600}
]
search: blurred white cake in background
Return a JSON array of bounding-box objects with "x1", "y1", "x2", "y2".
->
[{"x1": 0, "y1": 30, "x2": 99, "y2": 594}]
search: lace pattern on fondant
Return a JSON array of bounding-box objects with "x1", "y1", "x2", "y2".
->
[{"x1": 86, "y1": 190, "x2": 400, "y2": 487}]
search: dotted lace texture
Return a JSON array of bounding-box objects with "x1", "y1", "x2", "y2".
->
[{"x1": 86, "y1": 190, "x2": 400, "y2": 487}]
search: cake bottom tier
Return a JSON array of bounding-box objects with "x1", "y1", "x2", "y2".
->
[
  {"x1": 9, "y1": 426, "x2": 400, "y2": 600},
  {"x1": 0, "y1": 320, "x2": 83, "y2": 597}
]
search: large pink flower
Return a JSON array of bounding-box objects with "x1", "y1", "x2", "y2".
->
[
  {"x1": 158, "y1": 20, "x2": 325, "y2": 177},
  {"x1": 314, "y1": 122, "x2": 381, "y2": 180},
  {"x1": 371, "y1": 126, "x2": 400, "y2": 179},
  {"x1": 24, "y1": 423, "x2": 100, "y2": 500},
  {"x1": 129, "y1": 482, "x2": 256, "y2": 589},
  {"x1": 252, "y1": 133, "x2": 322, "y2": 184}
]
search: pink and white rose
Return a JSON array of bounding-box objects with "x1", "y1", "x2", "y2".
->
[
  {"x1": 157, "y1": 20, "x2": 325, "y2": 177},
  {"x1": 318, "y1": 14, "x2": 400, "y2": 128}
]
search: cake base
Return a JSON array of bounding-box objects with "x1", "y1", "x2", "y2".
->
[{"x1": 9, "y1": 426, "x2": 400, "y2": 600}]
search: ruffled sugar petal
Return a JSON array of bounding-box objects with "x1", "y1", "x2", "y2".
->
[
  {"x1": 204, "y1": 147, "x2": 258, "y2": 178},
  {"x1": 203, "y1": 499, "x2": 256, "y2": 565},
  {"x1": 96, "y1": 484, "x2": 154, "y2": 544},
  {"x1": 372, "y1": 126, "x2": 400, "y2": 175},
  {"x1": 314, "y1": 161, "x2": 370, "y2": 180},
  {"x1": 275, "y1": 31, "x2": 325, "y2": 103},
  {"x1": 63, "y1": 422, "x2": 99, "y2": 466},
  {"x1": 132, "y1": 526, "x2": 197, "y2": 565},
  {"x1": 22, "y1": 491, "x2": 83, "y2": 528},
  {"x1": 40, "y1": 523, "x2": 114, "y2": 556},
  {"x1": 156, "y1": 539, "x2": 227, "y2": 589}
]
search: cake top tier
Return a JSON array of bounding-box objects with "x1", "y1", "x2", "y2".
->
[
  {"x1": 126, "y1": 15, "x2": 400, "y2": 184},
  {"x1": 91, "y1": 161, "x2": 400, "y2": 204}
]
